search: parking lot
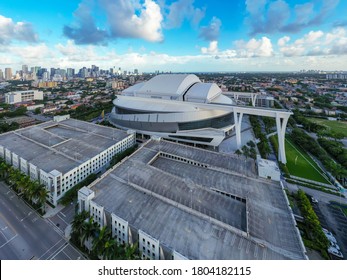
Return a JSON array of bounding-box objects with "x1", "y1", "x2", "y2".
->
[{"x1": 313, "y1": 201, "x2": 347, "y2": 260}]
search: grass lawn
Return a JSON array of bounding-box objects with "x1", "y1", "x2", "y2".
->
[
  {"x1": 283, "y1": 137, "x2": 331, "y2": 184},
  {"x1": 308, "y1": 118, "x2": 347, "y2": 137}
]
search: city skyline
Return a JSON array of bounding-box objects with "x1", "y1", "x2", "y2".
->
[{"x1": 1, "y1": 0, "x2": 347, "y2": 72}]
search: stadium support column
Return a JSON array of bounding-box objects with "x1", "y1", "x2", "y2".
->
[
  {"x1": 251, "y1": 93, "x2": 258, "y2": 107},
  {"x1": 234, "y1": 110, "x2": 243, "y2": 149},
  {"x1": 276, "y1": 113, "x2": 289, "y2": 164}
]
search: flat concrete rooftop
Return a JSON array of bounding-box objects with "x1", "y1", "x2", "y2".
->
[
  {"x1": 91, "y1": 139, "x2": 306, "y2": 260},
  {"x1": 0, "y1": 119, "x2": 129, "y2": 174}
]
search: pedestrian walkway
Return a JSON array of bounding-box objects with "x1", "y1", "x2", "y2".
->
[{"x1": 43, "y1": 203, "x2": 64, "y2": 218}]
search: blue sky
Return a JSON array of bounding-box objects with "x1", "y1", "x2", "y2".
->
[{"x1": 1, "y1": 0, "x2": 347, "y2": 72}]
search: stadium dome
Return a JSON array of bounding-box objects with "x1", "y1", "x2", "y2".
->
[{"x1": 109, "y1": 74, "x2": 235, "y2": 147}]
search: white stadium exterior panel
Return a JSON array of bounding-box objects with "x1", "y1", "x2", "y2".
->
[{"x1": 110, "y1": 74, "x2": 235, "y2": 147}]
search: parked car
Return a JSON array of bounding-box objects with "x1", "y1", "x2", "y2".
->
[
  {"x1": 322, "y1": 228, "x2": 337, "y2": 243},
  {"x1": 329, "y1": 241, "x2": 340, "y2": 251},
  {"x1": 311, "y1": 197, "x2": 318, "y2": 203},
  {"x1": 328, "y1": 246, "x2": 344, "y2": 259}
]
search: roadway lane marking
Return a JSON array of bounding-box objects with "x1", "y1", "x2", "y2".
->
[
  {"x1": 46, "y1": 242, "x2": 69, "y2": 260},
  {"x1": 46, "y1": 219, "x2": 64, "y2": 235},
  {"x1": 38, "y1": 239, "x2": 65, "y2": 260},
  {"x1": 59, "y1": 212, "x2": 66, "y2": 217},
  {"x1": 57, "y1": 214, "x2": 68, "y2": 225},
  {"x1": 0, "y1": 234, "x2": 18, "y2": 249},
  {"x1": 20, "y1": 212, "x2": 32, "y2": 222},
  {"x1": 62, "y1": 250, "x2": 72, "y2": 260},
  {"x1": 0, "y1": 230, "x2": 7, "y2": 240}
]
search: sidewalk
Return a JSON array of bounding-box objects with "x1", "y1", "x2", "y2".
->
[{"x1": 43, "y1": 203, "x2": 65, "y2": 218}]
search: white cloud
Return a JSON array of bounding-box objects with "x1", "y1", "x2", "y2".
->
[
  {"x1": 165, "y1": 0, "x2": 205, "y2": 29},
  {"x1": 65, "y1": 0, "x2": 164, "y2": 44},
  {"x1": 278, "y1": 36, "x2": 290, "y2": 47},
  {"x1": 11, "y1": 44, "x2": 52, "y2": 60},
  {"x1": 101, "y1": 0, "x2": 164, "y2": 42},
  {"x1": 325, "y1": 27, "x2": 346, "y2": 44},
  {"x1": 279, "y1": 27, "x2": 347, "y2": 57},
  {"x1": 0, "y1": 15, "x2": 38, "y2": 45},
  {"x1": 199, "y1": 17, "x2": 222, "y2": 41},
  {"x1": 294, "y1": 30, "x2": 324, "y2": 45},
  {"x1": 201, "y1": 41, "x2": 218, "y2": 54},
  {"x1": 235, "y1": 37, "x2": 274, "y2": 57}
]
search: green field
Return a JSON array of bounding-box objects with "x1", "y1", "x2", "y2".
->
[
  {"x1": 308, "y1": 118, "x2": 347, "y2": 137},
  {"x1": 284, "y1": 137, "x2": 330, "y2": 184}
]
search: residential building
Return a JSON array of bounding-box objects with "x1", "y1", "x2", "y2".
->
[{"x1": 5, "y1": 90, "x2": 44, "y2": 104}]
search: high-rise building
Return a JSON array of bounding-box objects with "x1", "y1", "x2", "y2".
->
[
  {"x1": 67, "y1": 68, "x2": 75, "y2": 78},
  {"x1": 42, "y1": 71, "x2": 49, "y2": 82},
  {"x1": 34, "y1": 66, "x2": 41, "y2": 75},
  {"x1": 134, "y1": 69, "x2": 139, "y2": 75},
  {"x1": 0, "y1": 69, "x2": 4, "y2": 81},
  {"x1": 5, "y1": 68, "x2": 12, "y2": 80},
  {"x1": 22, "y1": 65, "x2": 28, "y2": 74}
]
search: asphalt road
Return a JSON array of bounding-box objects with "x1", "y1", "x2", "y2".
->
[
  {"x1": 0, "y1": 181, "x2": 85, "y2": 260},
  {"x1": 285, "y1": 181, "x2": 347, "y2": 204}
]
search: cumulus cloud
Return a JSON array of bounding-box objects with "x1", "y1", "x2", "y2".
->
[
  {"x1": 199, "y1": 17, "x2": 221, "y2": 41},
  {"x1": 64, "y1": 0, "x2": 163, "y2": 44},
  {"x1": 246, "y1": 0, "x2": 340, "y2": 35},
  {"x1": 279, "y1": 27, "x2": 347, "y2": 56},
  {"x1": 200, "y1": 36, "x2": 274, "y2": 58},
  {"x1": 0, "y1": 15, "x2": 38, "y2": 45},
  {"x1": 295, "y1": 30, "x2": 324, "y2": 45},
  {"x1": 164, "y1": 0, "x2": 205, "y2": 29},
  {"x1": 201, "y1": 40, "x2": 219, "y2": 54},
  {"x1": 278, "y1": 36, "x2": 290, "y2": 47},
  {"x1": 56, "y1": 40, "x2": 101, "y2": 61},
  {"x1": 63, "y1": 0, "x2": 108, "y2": 45},
  {"x1": 100, "y1": 0, "x2": 163, "y2": 42},
  {"x1": 235, "y1": 37, "x2": 274, "y2": 57}
]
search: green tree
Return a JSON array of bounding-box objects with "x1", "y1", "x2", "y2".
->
[
  {"x1": 81, "y1": 217, "x2": 99, "y2": 251},
  {"x1": 92, "y1": 226, "x2": 112, "y2": 259},
  {"x1": 71, "y1": 211, "x2": 90, "y2": 244}
]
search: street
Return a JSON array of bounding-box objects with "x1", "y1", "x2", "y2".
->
[{"x1": 0, "y1": 181, "x2": 85, "y2": 260}]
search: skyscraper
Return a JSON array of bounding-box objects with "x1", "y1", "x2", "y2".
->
[
  {"x1": 0, "y1": 69, "x2": 4, "y2": 81},
  {"x1": 22, "y1": 65, "x2": 28, "y2": 74},
  {"x1": 5, "y1": 68, "x2": 12, "y2": 80},
  {"x1": 67, "y1": 68, "x2": 75, "y2": 78}
]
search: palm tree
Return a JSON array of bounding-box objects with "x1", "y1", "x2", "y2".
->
[
  {"x1": 36, "y1": 186, "x2": 49, "y2": 213},
  {"x1": 8, "y1": 168, "x2": 21, "y2": 191},
  {"x1": 123, "y1": 242, "x2": 140, "y2": 260},
  {"x1": 0, "y1": 161, "x2": 10, "y2": 180},
  {"x1": 103, "y1": 238, "x2": 119, "y2": 260},
  {"x1": 92, "y1": 226, "x2": 112, "y2": 259},
  {"x1": 19, "y1": 175, "x2": 31, "y2": 198},
  {"x1": 81, "y1": 217, "x2": 98, "y2": 250},
  {"x1": 71, "y1": 211, "x2": 89, "y2": 244}
]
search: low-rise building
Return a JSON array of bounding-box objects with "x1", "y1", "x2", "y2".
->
[
  {"x1": 0, "y1": 116, "x2": 135, "y2": 205},
  {"x1": 5, "y1": 90, "x2": 44, "y2": 104},
  {"x1": 78, "y1": 139, "x2": 306, "y2": 260}
]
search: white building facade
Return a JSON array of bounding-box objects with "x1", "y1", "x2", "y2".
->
[
  {"x1": 0, "y1": 119, "x2": 136, "y2": 206},
  {"x1": 5, "y1": 90, "x2": 44, "y2": 104},
  {"x1": 110, "y1": 74, "x2": 235, "y2": 147}
]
